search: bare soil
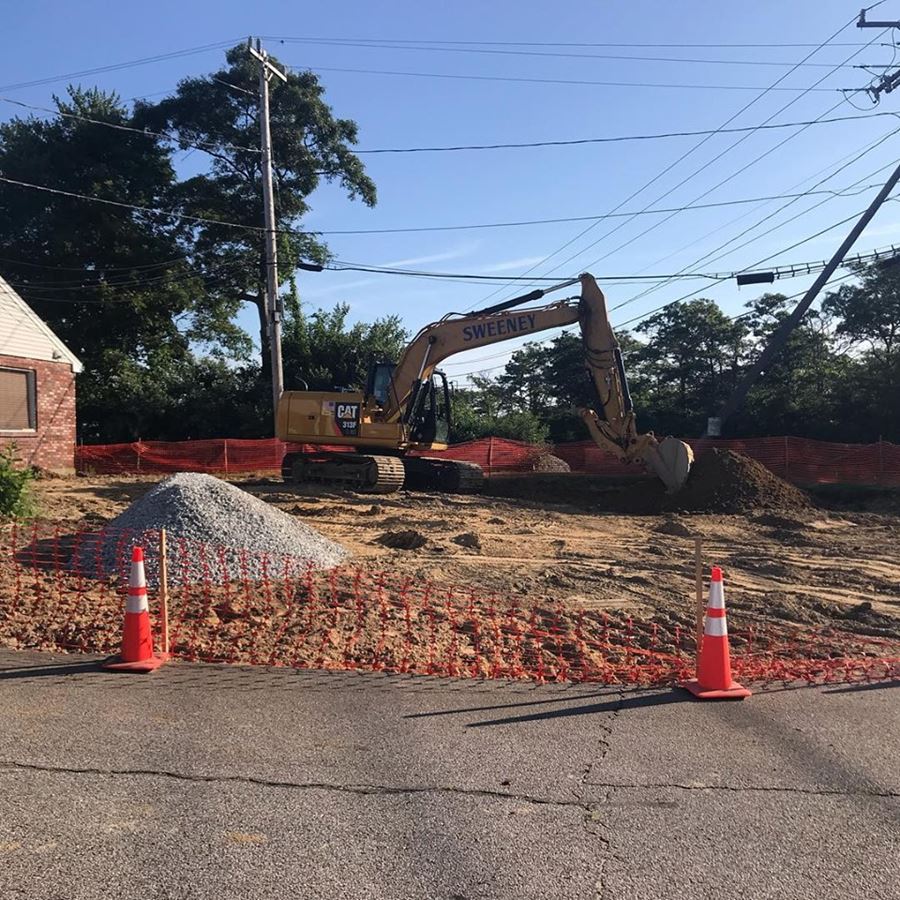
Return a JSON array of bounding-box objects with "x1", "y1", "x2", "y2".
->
[{"x1": 22, "y1": 468, "x2": 900, "y2": 642}]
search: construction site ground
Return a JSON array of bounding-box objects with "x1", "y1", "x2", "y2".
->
[{"x1": 32, "y1": 472, "x2": 900, "y2": 640}]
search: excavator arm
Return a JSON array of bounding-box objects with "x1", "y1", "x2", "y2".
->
[{"x1": 383, "y1": 273, "x2": 693, "y2": 492}]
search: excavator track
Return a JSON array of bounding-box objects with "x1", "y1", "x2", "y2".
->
[
  {"x1": 402, "y1": 457, "x2": 485, "y2": 494},
  {"x1": 282, "y1": 451, "x2": 405, "y2": 493}
]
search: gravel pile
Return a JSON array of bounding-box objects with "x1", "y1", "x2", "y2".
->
[{"x1": 77, "y1": 473, "x2": 347, "y2": 585}]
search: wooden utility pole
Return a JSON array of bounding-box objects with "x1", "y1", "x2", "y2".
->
[{"x1": 249, "y1": 38, "x2": 288, "y2": 429}]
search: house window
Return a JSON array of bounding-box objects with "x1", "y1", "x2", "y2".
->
[{"x1": 0, "y1": 368, "x2": 36, "y2": 431}]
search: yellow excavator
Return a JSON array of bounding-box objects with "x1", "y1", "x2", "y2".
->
[{"x1": 276, "y1": 273, "x2": 693, "y2": 494}]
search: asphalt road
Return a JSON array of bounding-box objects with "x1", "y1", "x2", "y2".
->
[{"x1": 0, "y1": 649, "x2": 897, "y2": 899}]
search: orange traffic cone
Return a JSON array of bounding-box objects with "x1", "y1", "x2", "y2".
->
[
  {"x1": 681, "y1": 566, "x2": 750, "y2": 700},
  {"x1": 103, "y1": 546, "x2": 169, "y2": 673}
]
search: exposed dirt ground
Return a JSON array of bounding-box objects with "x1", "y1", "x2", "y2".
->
[{"x1": 28, "y1": 469, "x2": 900, "y2": 639}]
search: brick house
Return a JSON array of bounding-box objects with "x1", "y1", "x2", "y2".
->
[{"x1": 0, "y1": 275, "x2": 82, "y2": 473}]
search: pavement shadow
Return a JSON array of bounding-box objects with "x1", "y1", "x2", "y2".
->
[
  {"x1": 405, "y1": 688, "x2": 616, "y2": 720},
  {"x1": 466, "y1": 689, "x2": 684, "y2": 728},
  {"x1": 823, "y1": 679, "x2": 900, "y2": 695},
  {"x1": 0, "y1": 660, "x2": 103, "y2": 680}
]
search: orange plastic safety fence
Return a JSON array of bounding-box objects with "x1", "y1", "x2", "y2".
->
[
  {"x1": 2, "y1": 521, "x2": 898, "y2": 688},
  {"x1": 75, "y1": 436, "x2": 900, "y2": 486}
]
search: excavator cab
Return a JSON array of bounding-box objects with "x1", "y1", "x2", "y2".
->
[
  {"x1": 366, "y1": 361, "x2": 396, "y2": 407},
  {"x1": 364, "y1": 362, "x2": 451, "y2": 447},
  {"x1": 409, "y1": 371, "x2": 451, "y2": 446}
]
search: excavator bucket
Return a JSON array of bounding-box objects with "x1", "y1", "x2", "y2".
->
[{"x1": 644, "y1": 437, "x2": 694, "y2": 494}]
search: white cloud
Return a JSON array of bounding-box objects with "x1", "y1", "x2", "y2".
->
[
  {"x1": 301, "y1": 276, "x2": 377, "y2": 298},
  {"x1": 860, "y1": 221, "x2": 900, "y2": 239},
  {"x1": 379, "y1": 242, "x2": 479, "y2": 268},
  {"x1": 475, "y1": 256, "x2": 546, "y2": 274}
]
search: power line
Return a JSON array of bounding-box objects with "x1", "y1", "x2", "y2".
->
[
  {"x1": 611, "y1": 127, "x2": 900, "y2": 311},
  {"x1": 7, "y1": 91, "x2": 891, "y2": 159},
  {"x1": 449, "y1": 267, "x2": 864, "y2": 380},
  {"x1": 0, "y1": 174, "x2": 272, "y2": 233},
  {"x1": 316, "y1": 183, "x2": 882, "y2": 235},
  {"x1": 520, "y1": 36, "x2": 884, "y2": 286},
  {"x1": 267, "y1": 36, "x2": 881, "y2": 49},
  {"x1": 464, "y1": 14, "x2": 867, "y2": 313},
  {"x1": 295, "y1": 63, "x2": 840, "y2": 92},
  {"x1": 0, "y1": 96, "x2": 261, "y2": 155},
  {"x1": 270, "y1": 36, "x2": 877, "y2": 68},
  {"x1": 0, "y1": 40, "x2": 239, "y2": 93},
  {"x1": 352, "y1": 110, "x2": 898, "y2": 154},
  {"x1": 4, "y1": 171, "x2": 894, "y2": 286}
]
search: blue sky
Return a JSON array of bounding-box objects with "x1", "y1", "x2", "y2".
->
[{"x1": 3, "y1": 0, "x2": 900, "y2": 382}]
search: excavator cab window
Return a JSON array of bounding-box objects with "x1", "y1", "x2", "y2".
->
[
  {"x1": 366, "y1": 362, "x2": 396, "y2": 407},
  {"x1": 433, "y1": 370, "x2": 451, "y2": 444},
  {"x1": 407, "y1": 372, "x2": 451, "y2": 445}
]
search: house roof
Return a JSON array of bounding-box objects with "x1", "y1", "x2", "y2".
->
[{"x1": 0, "y1": 274, "x2": 84, "y2": 373}]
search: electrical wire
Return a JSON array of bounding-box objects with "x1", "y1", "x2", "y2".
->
[
  {"x1": 0, "y1": 96, "x2": 261, "y2": 155},
  {"x1": 0, "y1": 40, "x2": 240, "y2": 93},
  {"x1": 271, "y1": 36, "x2": 874, "y2": 67},
  {"x1": 10, "y1": 260, "x2": 252, "y2": 304},
  {"x1": 511, "y1": 40, "x2": 886, "y2": 290},
  {"x1": 0, "y1": 174, "x2": 273, "y2": 233},
  {"x1": 463, "y1": 15, "x2": 868, "y2": 313},
  {"x1": 351, "y1": 110, "x2": 898, "y2": 154},
  {"x1": 315, "y1": 183, "x2": 882, "y2": 235},
  {"x1": 609, "y1": 125, "x2": 900, "y2": 311},
  {"x1": 295, "y1": 63, "x2": 840, "y2": 93},
  {"x1": 448, "y1": 268, "x2": 863, "y2": 380}
]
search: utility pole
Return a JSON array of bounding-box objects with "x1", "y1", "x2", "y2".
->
[
  {"x1": 708, "y1": 158, "x2": 900, "y2": 435},
  {"x1": 857, "y1": 9, "x2": 900, "y2": 99},
  {"x1": 248, "y1": 38, "x2": 288, "y2": 429}
]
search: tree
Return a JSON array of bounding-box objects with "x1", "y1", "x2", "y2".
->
[
  {"x1": 733, "y1": 293, "x2": 848, "y2": 439},
  {"x1": 823, "y1": 263, "x2": 900, "y2": 440},
  {"x1": 0, "y1": 87, "x2": 256, "y2": 443},
  {"x1": 634, "y1": 300, "x2": 749, "y2": 436},
  {"x1": 280, "y1": 302, "x2": 408, "y2": 392},
  {"x1": 448, "y1": 385, "x2": 549, "y2": 444},
  {"x1": 137, "y1": 45, "x2": 377, "y2": 375}
]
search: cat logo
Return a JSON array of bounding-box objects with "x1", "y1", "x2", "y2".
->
[{"x1": 335, "y1": 402, "x2": 360, "y2": 437}]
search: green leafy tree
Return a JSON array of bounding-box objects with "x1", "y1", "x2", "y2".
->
[
  {"x1": 734, "y1": 293, "x2": 848, "y2": 439},
  {"x1": 448, "y1": 385, "x2": 549, "y2": 444},
  {"x1": 0, "y1": 87, "x2": 260, "y2": 442},
  {"x1": 823, "y1": 263, "x2": 900, "y2": 440},
  {"x1": 280, "y1": 302, "x2": 407, "y2": 392},
  {"x1": 634, "y1": 299, "x2": 749, "y2": 436},
  {"x1": 137, "y1": 45, "x2": 377, "y2": 375}
]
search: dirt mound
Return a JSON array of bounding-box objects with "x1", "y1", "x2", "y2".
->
[
  {"x1": 671, "y1": 450, "x2": 812, "y2": 514},
  {"x1": 452, "y1": 531, "x2": 482, "y2": 551},
  {"x1": 376, "y1": 529, "x2": 427, "y2": 550},
  {"x1": 653, "y1": 517, "x2": 694, "y2": 537},
  {"x1": 531, "y1": 453, "x2": 571, "y2": 473}
]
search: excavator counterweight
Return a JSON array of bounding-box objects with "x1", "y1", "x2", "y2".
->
[{"x1": 276, "y1": 273, "x2": 693, "y2": 493}]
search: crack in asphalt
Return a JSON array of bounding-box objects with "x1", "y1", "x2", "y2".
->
[
  {"x1": 0, "y1": 759, "x2": 594, "y2": 812},
  {"x1": 578, "y1": 690, "x2": 624, "y2": 900},
  {"x1": 582, "y1": 779, "x2": 900, "y2": 798}
]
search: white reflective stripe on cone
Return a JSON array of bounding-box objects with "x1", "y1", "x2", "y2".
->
[
  {"x1": 708, "y1": 579, "x2": 725, "y2": 610},
  {"x1": 705, "y1": 615, "x2": 728, "y2": 637},
  {"x1": 126, "y1": 593, "x2": 149, "y2": 614},
  {"x1": 130, "y1": 561, "x2": 147, "y2": 589}
]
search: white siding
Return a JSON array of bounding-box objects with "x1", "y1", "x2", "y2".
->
[{"x1": 0, "y1": 275, "x2": 83, "y2": 372}]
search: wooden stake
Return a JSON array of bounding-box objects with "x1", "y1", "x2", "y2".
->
[
  {"x1": 159, "y1": 528, "x2": 170, "y2": 655},
  {"x1": 694, "y1": 537, "x2": 704, "y2": 666}
]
